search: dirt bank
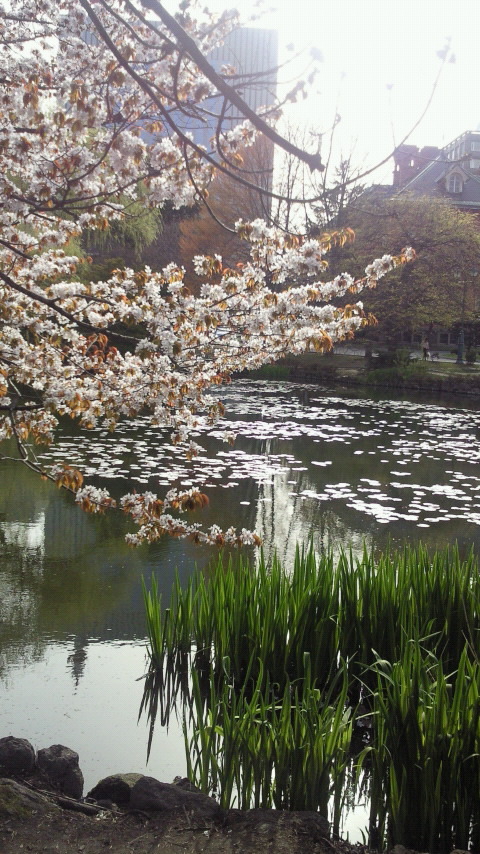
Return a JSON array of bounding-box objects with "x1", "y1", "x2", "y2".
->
[{"x1": 0, "y1": 776, "x2": 364, "y2": 854}]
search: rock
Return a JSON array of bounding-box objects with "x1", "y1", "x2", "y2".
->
[
  {"x1": 0, "y1": 778, "x2": 59, "y2": 818},
  {"x1": 227, "y1": 807, "x2": 330, "y2": 843},
  {"x1": 87, "y1": 773, "x2": 143, "y2": 805},
  {"x1": 172, "y1": 776, "x2": 202, "y2": 793},
  {"x1": 388, "y1": 847, "x2": 421, "y2": 854},
  {"x1": 36, "y1": 744, "x2": 84, "y2": 799},
  {"x1": 130, "y1": 776, "x2": 223, "y2": 820},
  {"x1": 0, "y1": 736, "x2": 36, "y2": 776}
]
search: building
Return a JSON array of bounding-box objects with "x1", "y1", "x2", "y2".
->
[
  {"x1": 392, "y1": 144, "x2": 440, "y2": 188},
  {"x1": 189, "y1": 26, "x2": 278, "y2": 152},
  {"x1": 177, "y1": 26, "x2": 279, "y2": 285},
  {"x1": 86, "y1": 25, "x2": 278, "y2": 276},
  {"x1": 393, "y1": 130, "x2": 480, "y2": 216},
  {"x1": 392, "y1": 131, "x2": 480, "y2": 352}
]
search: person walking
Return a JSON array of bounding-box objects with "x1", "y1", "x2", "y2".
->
[{"x1": 421, "y1": 337, "x2": 430, "y2": 360}]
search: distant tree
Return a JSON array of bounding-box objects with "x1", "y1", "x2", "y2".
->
[
  {"x1": 178, "y1": 137, "x2": 273, "y2": 287},
  {"x1": 178, "y1": 138, "x2": 369, "y2": 293},
  {"x1": 83, "y1": 191, "x2": 163, "y2": 264},
  {"x1": 265, "y1": 122, "x2": 366, "y2": 236},
  {"x1": 313, "y1": 156, "x2": 366, "y2": 229},
  {"x1": 333, "y1": 194, "x2": 480, "y2": 339}
]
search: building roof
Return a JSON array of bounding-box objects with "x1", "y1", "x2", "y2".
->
[{"x1": 397, "y1": 131, "x2": 480, "y2": 212}]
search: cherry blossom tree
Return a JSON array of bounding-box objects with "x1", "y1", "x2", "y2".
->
[{"x1": 0, "y1": 0, "x2": 414, "y2": 545}]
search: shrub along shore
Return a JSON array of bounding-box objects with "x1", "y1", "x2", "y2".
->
[
  {"x1": 142, "y1": 545, "x2": 480, "y2": 854},
  {"x1": 245, "y1": 348, "x2": 480, "y2": 396}
]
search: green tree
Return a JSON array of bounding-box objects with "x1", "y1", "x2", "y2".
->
[
  {"x1": 333, "y1": 193, "x2": 480, "y2": 339},
  {"x1": 83, "y1": 189, "x2": 163, "y2": 264}
]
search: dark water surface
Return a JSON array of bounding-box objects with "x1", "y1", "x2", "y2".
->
[{"x1": 1, "y1": 380, "x2": 480, "y2": 804}]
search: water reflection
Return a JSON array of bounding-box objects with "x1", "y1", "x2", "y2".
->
[
  {"x1": 3, "y1": 380, "x2": 480, "y2": 650},
  {"x1": 7, "y1": 381, "x2": 480, "y2": 569},
  {"x1": 0, "y1": 641, "x2": 185, "y2": 790},
  {"x1": 1, "y1": 380, "x2": 480, "y2": 792}
]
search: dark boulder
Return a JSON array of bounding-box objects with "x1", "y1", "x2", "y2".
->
[
  {"x1": 87, "y1": 773, "x2": 143, "y2": 805},
  {"x1": 130, "y1": 776, "x2": 223, "y2": 821},
  {"x1": 36, "y1": 744, "x2": 84, "y2": 799},
  {"x1": 172, "y1": 776, "x2": 202, "y2": 793},
  {"x1": 0, "y1": 736, "x2": 36, "y2": 776}
]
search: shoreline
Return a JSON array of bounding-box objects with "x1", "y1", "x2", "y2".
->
[
  {"x1": 0, "y1": 768, "x2": 365, "y2": 854},
  {"x1": 244, "y1": 350, "x2": 480, "y2": 397}
]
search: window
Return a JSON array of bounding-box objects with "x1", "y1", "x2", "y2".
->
[
  {"x1": 470, "y1": 159, "x2": 480, "y2": 170},
  {"x1": 447, "y1": 173, "x2": 462, "y2": 193},
  {"x1": 471, "y1": 141, "x2": 480, "y2": 151},
  {"x1": 439, "y1": 332, "x2": 450, "y2": 345}
]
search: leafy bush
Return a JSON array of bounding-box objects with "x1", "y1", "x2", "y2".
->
[
  {"x1": 366, "y1": 348, "x2": 415, "y2": 370},
  {"x1": 246, "y1": 363, "x2": 290, "y2": 380},
  {"x1": 365, "y1": 362, "x2": 427, "y2": 386}
]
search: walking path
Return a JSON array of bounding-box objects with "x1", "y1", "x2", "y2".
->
[{"x1": 335, "y1": 344, "x2": 466, "y2": 365}]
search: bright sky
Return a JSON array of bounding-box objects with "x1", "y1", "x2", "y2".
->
[{"x1": 200, "y1": 0, "x2": 480, "y2": 184}]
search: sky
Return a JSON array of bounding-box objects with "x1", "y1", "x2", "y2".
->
[{"x1": 196, "y1": 0, "x2": 480, "y2": 184}]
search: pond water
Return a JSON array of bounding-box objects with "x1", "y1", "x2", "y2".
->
[{"x1": 1, "y1": 379, "x2": 480, "y2": 819}]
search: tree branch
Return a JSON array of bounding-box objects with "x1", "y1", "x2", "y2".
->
[
  {"x1": 140, "y1": 0, "x2": 323, "y2": 173},
  {"x1": 0, "y1": 271, "x2": 141, "y2": 345}
]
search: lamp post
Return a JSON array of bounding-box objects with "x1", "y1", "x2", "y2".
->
[
  {"x1": 456, "y1": 268, "x2": 478, "y2": 363},
  {"x1": 456, "y1": 272, "x2": 466, "y2": 364},
  {"x1": 456, "y1": 326, "x2": 465, "y2": 364},
  {"x1": 471, "y1": 268, "x2": 479, "y2": 358}
]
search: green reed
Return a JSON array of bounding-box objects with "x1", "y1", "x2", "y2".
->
[
  {"x1": 185, "y1": 653, "x2": 353, "y2": 828},
  {"x1": 142, "y1": 544, "x2": 480, "y2": 851},
  {"x1": 144, "y1": 544, "x2": 479, "y2": 686},
  {"x1": 359, "y1": 644, "x2": 480, "y2": 853}
]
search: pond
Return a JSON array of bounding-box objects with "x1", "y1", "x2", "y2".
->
[{"x1": 1, "y1": 379, "x2": 480, "y2": 814}]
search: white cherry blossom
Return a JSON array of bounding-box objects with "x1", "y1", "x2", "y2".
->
[{"x1": 0, "y1": 0, "x2": 415, "y2": 545}]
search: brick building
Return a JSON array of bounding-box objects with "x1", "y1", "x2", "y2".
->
[{"x1": 394, "y1": 130, "x2": 480, "y2": 215}]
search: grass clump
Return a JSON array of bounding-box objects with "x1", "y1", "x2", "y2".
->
[
  {"x1": 144, "y1": 545, "x2": 478, "y2": 685},
  {"x1": 185, "y1": 657, "x2": 353, "y2": 823},
  {"x1": 360, "y1": 645, "x2": 479, "y2": 853},
  {"x1": 364, "y1": 362, "x2": 428, "y2": 386},
  {"x1": 142, "y1": 544, "x2": 480, "y2": 851}
]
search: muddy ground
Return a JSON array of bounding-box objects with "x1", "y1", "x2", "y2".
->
[{"x1": 0, "y1": 777, "x2": 368, "y2": 854}]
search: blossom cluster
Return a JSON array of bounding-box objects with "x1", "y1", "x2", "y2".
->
[{"x1": 0, "y1": 0, "x2": 415, "y2": 546}]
